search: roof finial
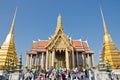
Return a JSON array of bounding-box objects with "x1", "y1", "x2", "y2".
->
[
  {"x1": 56, "y1": 14, "x2": 63, "y2": 32},
  {"x1": 100, "y1": 6, "x2": 108, "y2": 35},
  {"x1": 9, "y1": 7, "x2": 17, "y2": 34},
  {"x1": 57, "y1": 14, "x2": 62, "y2": 28}
]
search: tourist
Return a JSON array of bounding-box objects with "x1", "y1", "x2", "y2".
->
[
  {"x1": 24, "y1": 70, "x2": 33, "y2": 80},
  {"x1": 66, "y1": 72, "x2": 71, "y2": 80},
  {"x1": 61, "y1": 72, "x2": 66, "y2": 80}
]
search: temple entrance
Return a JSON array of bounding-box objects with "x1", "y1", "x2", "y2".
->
[{"x1": 55, "y1": 50, "x2": 65, "y2": 68}]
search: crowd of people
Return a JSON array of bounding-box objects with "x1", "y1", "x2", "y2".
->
[
  {"x1": 2, "y1": 66, "x2": 120, "y2": 80},
  {"x1": 23, "y1": 66, "x2": 92, "y2": 80}
]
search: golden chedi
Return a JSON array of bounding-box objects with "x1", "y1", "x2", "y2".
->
[
  {"x1": 0, "y1": 8, "x2": 18, "y2": 70},
  {"x1": 100, "y1": 8, "x2": 120, "y2": 69}
]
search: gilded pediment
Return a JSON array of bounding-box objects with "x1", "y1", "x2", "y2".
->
[
  {"x1": 55, "y1": 36, "x2": 67, "y2": 49},
  {"x1": 46, "y1": 31, "x2": 73, "y2": 50}
]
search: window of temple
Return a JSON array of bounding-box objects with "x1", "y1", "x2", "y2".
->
[
  {"x1": 38, "y1": 53, "x2": 42, "y2": 64},
  {"x1": 44, "y1": 52, "x2": 46, "y2": 64},
  {"x1": 32, "y1": 55, "x2": 36, "y2": 65},
  {"x1": 74, "y1": 51, "x2": 77, "y2": 66},
  {"x1": 78, "y1": 52, "x2": 82, "y2": 65}
]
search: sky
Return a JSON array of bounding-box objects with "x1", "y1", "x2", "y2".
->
[{"x1": 0, "y1": 0, "x2": 120, "y2": 67}]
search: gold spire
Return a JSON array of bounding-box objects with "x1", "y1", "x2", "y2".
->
[
  {"x1": 9, "y1": 7, "x2": 17, "y2": 34},
  {"x1": 100, "y1": 7, "x2": 108, "y2": 35},
  {"x1": 100, "y1": 7, "x2": 112, "y2": 42},
  {"x1": 4, "y1": 7, "x2": 17, "y2": 43},
  {"x1": 56, "y1": 14, "x2": 63, "y2": 33}
]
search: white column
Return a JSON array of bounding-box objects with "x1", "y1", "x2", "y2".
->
[
  {"x1": 41, "y1": 52, "x2": 44, "y2": 69},
  {"x1": 26, "y1": 53, "x2": 29, "y2": 68},
  {"x1": 87, "y1": 54, "x2": 91, "y2": 68},
  {"x1": 72, "y1": 50, "x2": 75, "y2": 68},
  {"x1": 52, "y1": 50, "x2": 55, "y2": 66},
  {"x1": 30, "y1": 54, "x2": 32, "y2": 69},
  {"x1": 49, "y1": 53, "x2": 51, "y2": 68},
  {"x1": 76, "y1": 52, "x2": 79, "y2": 66},
  {"x1": 66, "y1": 48, "x2": 69, "y2": 69},
  {"x1": 28, "y1": 54, "x2": 30, "y2": 68},
  {"x1": 91, "y1": 54, "x2": 94, "y2": 67},
  {"x1": 82, "y1": 53, "x2": 85, "y2": 67},
  {"x1": 46, "y1": 50, "x2": 49, "y2": 70},
  {"x1": 36, "y1": 54, "x2": 38, "y2": 69}
]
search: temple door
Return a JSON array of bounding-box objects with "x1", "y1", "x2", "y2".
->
[{"x1": 55, "y1": 50, "x2": 65, "y2": 68}]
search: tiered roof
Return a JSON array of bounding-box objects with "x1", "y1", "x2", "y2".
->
[{"x1": 28, "y1": 39, "x2": 93, "y2": 54}]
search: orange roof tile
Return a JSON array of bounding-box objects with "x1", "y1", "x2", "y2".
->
[
  {"x1": 33, "y1": 42, "x2": 38, "y2": 48},
  {"x1": 82, "y1": 42, "x2": 90, "y2": 51},
  {"x1": 82, "y1": 42, "x2": 88, "y2": 48},
  {"x1": 39, "y1": 41, "x2": 48, "y2": 47},
  {"x1": 72, "y1": 41, "x2": 81, "y2": 47}
]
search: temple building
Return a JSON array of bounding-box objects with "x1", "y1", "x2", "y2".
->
[
  {"x1": 100, "y1": 8, "x2": 120, "y2": 69},
  {"x1": 26, "y1": 15, "x2": 94, "y2": 70},
  {"x1": 0, "y1": 9, "x2": 18, "y2": 70}
]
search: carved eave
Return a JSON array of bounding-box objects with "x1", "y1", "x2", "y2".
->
[{"x1": 27, "y1": 48, "x2": 37, "y2": 55}]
